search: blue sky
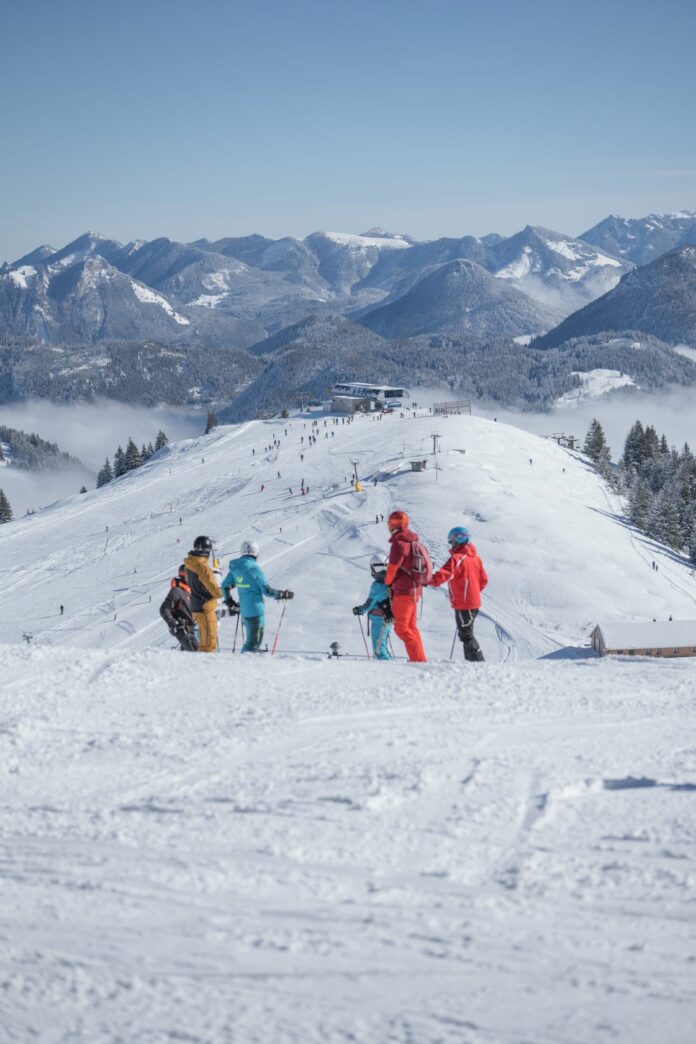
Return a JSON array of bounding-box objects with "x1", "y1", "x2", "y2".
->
[{"x1": 2, "y1": 0, "x2": 695, "y2": 259}]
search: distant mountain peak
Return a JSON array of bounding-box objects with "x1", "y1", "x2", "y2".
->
[{"x1": 360, "y1": 227, "x2": 415, "y2": 243}]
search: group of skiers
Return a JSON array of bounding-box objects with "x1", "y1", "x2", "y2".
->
[
  {"x1": 160, "y1": 535, "x2": 293, "y2": 654},
  {"x1": 159, "y1": 512, "x2": 487, "y2": 662}
]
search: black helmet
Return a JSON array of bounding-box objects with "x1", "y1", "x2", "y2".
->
[
  {"x1": 193, "y1": 535, "x2": 213, "y2": 553},
  {"x1": 178, "y1": 564, "x2": 187, "y2": 579}
]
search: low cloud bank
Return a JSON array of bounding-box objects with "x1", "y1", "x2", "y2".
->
[
  {"x1": 0, "y1": 400, "x2": 203, "y2": 517},
  {"x1": 475, "y1": 386, "x2": 696, "y2": 459}
]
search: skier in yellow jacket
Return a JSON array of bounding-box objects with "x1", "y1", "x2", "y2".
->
[{"x1": 184, "y1": 535, "x2": 222, "y2": 652}]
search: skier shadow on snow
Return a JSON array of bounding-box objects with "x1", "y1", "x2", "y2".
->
[{"x1": 603, "y1": 776, "x2": 696, "y2": 792}]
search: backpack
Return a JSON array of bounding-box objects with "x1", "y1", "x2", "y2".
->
[{"x1": 408, "y1": 538, "x2": 433, "y2": 586}]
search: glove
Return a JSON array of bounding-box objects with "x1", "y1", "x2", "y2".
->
[
  {"x1": 278, "y1": 590, "x2": 294, "y2": 600},
  {"x1": 352, "y1": 606, "x2": 363, "y2": 616},
  {"x1": 225, "y1": 597, "x2": 240, "y2": 615}
]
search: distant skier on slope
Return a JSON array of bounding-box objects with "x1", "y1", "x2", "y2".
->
[
  {"x1": 384, "y1": 511, "x2": 430, "y2": 662},
  {"x1": 428, "y1": 527, "x2": 487, "y2": 661},
  {"x1": 353, "y1": 555, "x2": 394, "y2": 660},
  {"x1": 159, "y1": 565, "x2": 199, "y2": 651},
  {"x1": 184, "y1": 536, "x2": 222, "y2": 653},
  {"x1": 221, "y1": 540, "x2": 293, "y2": 653}
]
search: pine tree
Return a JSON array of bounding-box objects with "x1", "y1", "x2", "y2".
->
[
  {"x1": 125, "y1": 437, "x2": 142, "y2": 471},
  {"x1": 154, "y1": 430, "x2": 168, "y2": 451},
  {"x1": 596, "y1": 444, "x2": 613, "y2": 480},
  {"x1": 688, "y1": 517, "x2": 696, "y2": 566},
  {"x1": 583, "y1": 419, "x2": 609, "y2": 464},
  {"x1": 0, "y1": 488, "x2": 12, "y2": 523},
  {"x1": 96, "y1": 458, "x2": 113, "y2": 488},
  {"x1": 113, "y1": 446, "x2": 126, "y2": 477},
  {"x1": 622, "y1": 420, "x2": 645, "y2": 468},
  {"x1": 646, "y1": 486, "x2": 683, "y2": 550},
  {"x1": 147, "y1": 441, "x2": 154, "y2": 457},
  {"x1": 141, "y1": 442, "x2": 150, "y2": 462},
  {"x1": 79, "y1": 485, "x2": 87, "y2": 494},
  {"x1": 609, "y1": 459, "x2": 630, "y2": 495},
  {"x1": 642, "y1": 424, "x2": 660, "y2": 460},
  {"x1": 628, "y1": 477, "x2": 653, "y2": 529},
  {"x1": 204, "y1": 410, "x2": 218, "y2": 435}
]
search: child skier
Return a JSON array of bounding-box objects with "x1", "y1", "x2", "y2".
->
[
  {"x1": 184, "y1": 535, "x2": 222, "y2": 652},
  {"x1": 352, "y1": 555, "x2": 394, "y2": 660},
  {"x1": 428, "y1": 526, "x2": 488, "y2": 661},
  {"x1": 221, "y1": 540, "x2": 293, "y2": 653},
  {"x1": 159, "y1": 565, "x2": 199, "y2": 651}
]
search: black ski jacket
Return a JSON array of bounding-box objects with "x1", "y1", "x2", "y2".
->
[{"x1": 159, "y1": 580, "x2": 195, "y2": 632}]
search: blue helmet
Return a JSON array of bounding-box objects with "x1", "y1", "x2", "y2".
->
[{"x1": 448, "y1": 526, "x2": 470, "y2": 546}]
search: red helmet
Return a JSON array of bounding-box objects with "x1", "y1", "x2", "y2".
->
[{"x1": 388, "y1": 510, "x2": 409, "y2": 532}]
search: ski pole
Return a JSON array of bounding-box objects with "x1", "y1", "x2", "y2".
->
[
  {"x1": 357, "y1": 614, "x2": 371, "y2": 658},
  {"x1": 450, "y1": 626, "x2": 458, "y2": 660},
  {"x1": 271, "y1": 603, "x2": 287, "y2": 656},
  {"x1": 232, "y1": 613, "x2": 240, "y2": 653}
]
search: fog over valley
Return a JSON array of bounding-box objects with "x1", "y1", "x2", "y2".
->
[{"x1": 0, "y1": 400, "x2": 202, "y2": 516}]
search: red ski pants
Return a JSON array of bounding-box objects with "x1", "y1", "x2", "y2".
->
[{"x1": 391, "y1": 593, "x2": 427, "y2": 662}]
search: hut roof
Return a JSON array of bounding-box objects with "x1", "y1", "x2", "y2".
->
[{"x1": 594, "y1": 620, "x2": 696, "y2": 650}]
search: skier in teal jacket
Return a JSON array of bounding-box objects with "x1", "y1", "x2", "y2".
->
[
  {"x1": 352, "y1": 555, "x2": 394, "y2": 660},
  {"x1": 222, "y1": 540, "x2": 293, "y2": 652}
]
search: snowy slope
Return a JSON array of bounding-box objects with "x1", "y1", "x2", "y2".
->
[
  {"x1": 3, "y1": 410, "x2": 696, "y2": 1043},
  {"x1": 2, "y1": 645, "x2": 696, "y2": 1043},
  {"x1": 2, "y1": 408, "x2": 696, "y2": 661},
  {"x1": 555, "y1": 368, "x2": 637, "y2": 405}
]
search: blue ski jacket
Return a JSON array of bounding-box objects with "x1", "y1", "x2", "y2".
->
[
  {"x1": 355, "y1": 579, "x2": 390, "y2": 617},
  {"x1": 222, "y1": 555, "x2": 281, "y2": 619}
]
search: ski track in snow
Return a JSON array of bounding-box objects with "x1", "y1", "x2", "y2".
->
[{"x1": 3, "y1": 408, "x2": 696, "y2": 1041}]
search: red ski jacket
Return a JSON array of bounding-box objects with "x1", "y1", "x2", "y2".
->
[
  {"x1": 385, "y1": 527, "x2": 422, "y2": 596},
  {"x1": 429, "y1": 542, "x2": 488, "y2": 610}
]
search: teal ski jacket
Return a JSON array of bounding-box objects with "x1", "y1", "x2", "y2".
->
[
  {"x1": 222, "y1": 555, "x2": 281, "y2": 619},
  {"x1": 355, "y1": 579, "x2": 390, "y2": 617}
]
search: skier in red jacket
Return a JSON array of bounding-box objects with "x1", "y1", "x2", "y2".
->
[
  {"x1": 429, "y1": 526, "x2": 488, "y2": 661},
  {"x1": 384, "y1": 510, "x2": 428, "y2": 662}
]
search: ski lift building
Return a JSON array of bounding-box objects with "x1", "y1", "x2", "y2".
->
[
  {"x1": 332, "y1": 382, "x2": 410, "y2": 402},
  {"x1": 328, "y1": 394, "x2": 379, "y2": 414},
  {"x1": 591, "y1": 620, "x2": 696, "y2": 658}
]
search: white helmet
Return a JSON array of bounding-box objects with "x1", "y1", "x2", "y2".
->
[
  {"x1": 370, "y1": 554, "x2": 388, "y2": 576},
  {"x1": 241, "y1": 539, "x2": 259, "y2": 558}
]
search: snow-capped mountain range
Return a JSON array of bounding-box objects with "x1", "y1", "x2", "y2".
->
[
  {"x1": 580, "y1": 211, "x2": 696, "y2": 266},
  {"x1": 534, "y1": 245, "x2": 696, "y2": 351},
  {"x1": 0, "y1": 220, "x2": 638, "y2": 347}
]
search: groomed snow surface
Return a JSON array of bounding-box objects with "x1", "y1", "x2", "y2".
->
[{"x1": 2, "y1": 408, "x2": 696, "y2": 1042}]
